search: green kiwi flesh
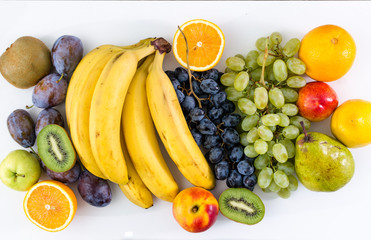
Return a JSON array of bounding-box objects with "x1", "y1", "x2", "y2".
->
[
  {"x1": 37, "y1": 124, "x2": 76, "y2": 173},
  {"x1": 219, "y1": 188, "x2": 265, "y2": 225}
]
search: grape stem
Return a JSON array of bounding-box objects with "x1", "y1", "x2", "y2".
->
[
  {"x1": 177, "y1": 26, "x2": 202, "y2": 108},
  {"x1": 259, "y1": 37, "x2": 269, "y2": 89}
]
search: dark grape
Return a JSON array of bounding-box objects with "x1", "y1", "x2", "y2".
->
[
  {"x1": 46, "y1": 162, "x2": 81, "y2": 184},
  {"x1": 207, "y1": 147, "x2": 225, "y2": 164},
  {"x1": 32, "y1": 73, "x2": 68, "y2": 108},
  {"x1": 188, "y1": 108, "x2": 205, "y2": 122},
  {"x1": 174, "y1": 67, "x2": 189, "y2": 83},
  {"x1": 181, "y1": 95, "x2": 196, "y2": 113},
  {"x1": 165, "y1": 70, "x2": 175, "y2": 79},
  {"x1": 221, "y1": 100, "x2": 236, "y2": 113},
  {"x1": 77, "y1": 170, "x2": 112, "y2": 207},
  {"x1": 175, "y1": 89, "x2": 185, "y2": 104},
  {"x1": 35, "y1": 108, "x2": 64, "y2": 135},
  {"x1": 203, "y1": 135, "x2": 222, "y2": 149},
  {"x1": 192, "y1": 80, "x2": 203, "y2": 95},
  {"x1": 190, "y1": 129, "x2": 203, "y2": 146},
  {"x1": 7, "y1": 109, "x2": 35, "y2": 148},
  {"x1": 221, "y1": 128, "x2": 240, "y2": 145},
  {"x1": 237, "y1": 159, "x2": 255, "y2": 176},
  {"x1": 226, "y1": 169, "x2": 243, "y2": 188},
  {"x1": 210, "y1": 91, "x2": 227, "y2": 108},
  {"x1": 172, "y1": 79, "x2": 181, "y2": 90},
  {"x1": 229, "y1": 145, "x2": 244, "y2": 163},
  {"x1": 243, "y1": 174, "x2": 257, "y2": 191},
  {"x1": 214, "y1": 160, "x2": 230, "y2": 180},
  {"x1": 200, "y1": 79, "x2": 220, "y2": 94},
  {"x1": 191, "y1": 71, "x2": 202, "y2": 80},
  {"x1": 222, "y1": 113, "x2": 242, "y2": 128},
  {"x1": 52, "y1": 35, "x2": 83, "y2": 79},
  {"x1": 197, "y1": 118, "x2": 217, "y2": 135},
  {"x1": 202, "y1": 68, "x2": 219, "y2": 81},
  {"x1": 207, "y1": 107, "x2": 224, "y2": 121}
]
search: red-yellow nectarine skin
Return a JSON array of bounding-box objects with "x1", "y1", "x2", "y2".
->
[{"x1": 172, "y1": 187, "x2": 219, "y2": 233}]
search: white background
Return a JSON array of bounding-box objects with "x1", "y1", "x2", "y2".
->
[{"x1": 0, "y1": 1, "x2": 371, "y2": 240}]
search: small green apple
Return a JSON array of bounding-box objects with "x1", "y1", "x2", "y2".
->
[{"x1": 0, "y1": 150, "x2": 41, "y2": 191}]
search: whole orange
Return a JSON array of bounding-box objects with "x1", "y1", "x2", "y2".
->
[{"x1": 299, "y1": 24, "x2": 356, "y2": 82}]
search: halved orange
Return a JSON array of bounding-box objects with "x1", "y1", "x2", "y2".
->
[
  {"x1": 173, "y1": 19, "x2": 225, "y2": 71},
  {"x1": 23, "y1": 180, "x2": 77, "y2": 232}
]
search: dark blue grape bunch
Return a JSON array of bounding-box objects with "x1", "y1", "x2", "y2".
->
[{"x1": 167, "y1": 67, "x2": 257, "y2": 191}]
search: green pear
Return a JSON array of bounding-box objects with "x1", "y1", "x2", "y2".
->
[
  {"x1": 0, "y1": 150, "x2": 41, "y2": 191},
  {"x1": 295, "y1": 129, "x2": 355, "y2": 192}
]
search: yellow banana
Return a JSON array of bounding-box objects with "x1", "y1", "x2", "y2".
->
[
  {"x1": 122, "y1": 54, "x2": 179, "y2": 202},
  {"x1": 89, "y1": 38, "x2": 162, "y2": 185},
  {"x1": 119, "y1": 131, "x2": 153, "y2": 209},
  {"x1": 146, "y1": 51, "x2": 216, "y2": 190},
  {"x1": 66, "y1": 45, "x2": 124, "y2": 179}
]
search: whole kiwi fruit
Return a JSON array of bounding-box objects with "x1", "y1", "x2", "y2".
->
[{"x1": 0, "y1": 36, "x2": 52, "y2": 89}]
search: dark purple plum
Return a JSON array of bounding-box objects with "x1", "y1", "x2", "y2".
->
[
  {"x1": 32, "y1": 73, "x2": 68, "y2": 108},
  {"x1": 35, "y1": 108, "x2": 64, "y2": 135},
  {"x1": 52, "y1": 35, "x2": 83, "y2": 79},
  {"x1": 78, "y1": 170, "x2": 112, "y2": 207},
  {"x1": 7, "y1": 109, "x2": 35, "y2": 148},
  {"x1": 46, "y1": 162, "x2": 81, "y2": 184}
]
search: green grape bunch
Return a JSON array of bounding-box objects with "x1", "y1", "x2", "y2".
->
[{"x1": 221, "y1": 32, "x2": 311, "y2": 199}]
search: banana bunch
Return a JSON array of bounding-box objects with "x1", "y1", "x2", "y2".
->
[{"x1": 65, "y1": 37, "x2": 215, "y2": 208}]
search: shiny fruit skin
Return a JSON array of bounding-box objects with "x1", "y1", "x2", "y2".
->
[
  {"x1": 35, "y1": 108, "x2": 64, "y2": 136},
  {"x1": 172, "y1": 187, "x2": 219, "y2": 233},
  {"x1": 45, "y1": 162, "x2": 81, "y2": 184},
  {"x1": 32, "y1": 73, "x2": 68, "y2": 108},
  {"x1": 331, "y1": 99, "x2": 371, "y2": 148},
  {"x1": 297, "y1": 82, "x2": 338, "y2": 122},
  {"x1": 7, "y1": 109, "x2": 36, "y2": 148},
  {"x1": 298, "y1": 24, "x2": 356, "y2": 82}
]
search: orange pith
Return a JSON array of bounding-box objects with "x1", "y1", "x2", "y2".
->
[
  {"x1": 173, "y1": 19, "x2": 225, "y2": 71},
  {"x1": 23, "y1": 180, "x2": 77, "y2": 232}
]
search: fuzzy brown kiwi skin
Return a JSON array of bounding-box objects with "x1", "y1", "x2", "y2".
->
[
  {"x1": 0, "y1": 36, "x2": 52, "y2": 89},
  {"x1": 218, "y1": 188, "x2": 265, "y2": 225},
  {"x1": 37, "y1": 124, "x2": 76, "y2": 173}
]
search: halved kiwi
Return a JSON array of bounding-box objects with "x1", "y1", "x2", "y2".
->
[
  {"x1": 37, "y1": 124, "x2": 76, "y2": 173},
  {"x1": 219, "y1": 188, "x2": 265, "y2": 225}
]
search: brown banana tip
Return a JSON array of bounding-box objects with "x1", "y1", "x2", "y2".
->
[{"x1": 151, "y1": 38, "x2": 172, "y2": 54}]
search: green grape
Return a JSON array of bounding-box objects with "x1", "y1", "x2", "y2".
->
[
  {"x1": 277, "y1": 187, "x2": 291, "y2": 199},
  {"x1": 257, "y1": 125, "x2": 273, "y2": 141},
  {"x1": 288, "y1": 175, "x2": 298, "y2": 191},
  {"x1": 277, "y1": 113, "x2": 290, "y2": 127},
  {"x1": 234, "y1": 71, "x2": 249, "y2": 91},
  {"x1": 258, "y1": 167, "x2": 273, "y2": 189},
  {"x1": 268, "y1": 180, "x2": 281, "y2": 193},
  {"x1": 248, "y1": 87, "x2": 255, "y2": 101},
  {"x1": 239, "y1": 132, "x2": 249, "y2": 146},
  {"x1": 290, "y1": 116, "x2": 311, "y2": 132},
  {"x1": 257, "y1": 50, "x2": 276, "y2": 67},
  {"x1": 238, "y1": 98, "x2": 257, "y2": 115},
  {"x1": 254, "y1": 154, "x2": 271, "y2": 170},
  {"x1": 254, "y1": 139, "x2": 268, "y2": 155},
  {"x1": 266, "y1": 65, "x2": 276, "y2": 81},
  {"x1": 283, "y1": 38, "x2": 301, "y2": 58},
  {"x1": 244, "y1": 144, "x2": 259, "y2": 158},
  {"x1": 281, "y1": 103, "x2": 299, "y2": 116},
  {"x1": 267, "y1": 140, "x2": 275, "y2": 157},
  {"x1": 269, "y1": 125, "x2": 276, "y2": 133},
  {"x1": 246, "y1": 127, "x2": 259, "y2": 143},
  {"x1": 286, "y1": 57, "x2": 306, "y2": 75},
  {"x1": 245, "y1": 50, "x2": 259, "y2": 70},
  {"x1": 281, "y1": 87, "x2": 299, "y2": 103},
  {"x1": 225, "y1": 86, "x2": 245, "y2": 101},
  {"x1": 224, "y1": 67, "x2": 234, "y2": 73},
  {"x1": 268, "y1": 87, "x2": 285, "y2": 108},
  {"x1": 273, "y1": 170, "x2": 289, "y2": 188},
  {"x1": 226, "y1": 56, "x2": 245, "y2": 71},
  {"x1": 282, "y1": 125, "x2": 300, "y2": 140},
  {"x1": 277, "y1": 161, "x2": 295, "y2": 175},
  {"x1": 279, "y1": 139, "x2": 296, "y2": 158},
  {"x1": 261, "y1": 114, "x2": 281, "y2": 126},
  {"x1": 272, "y1": 143, "x2": 288, "y2": 163},
  {"x1": 287, "y1": 76, "x2": 306, "y2": 88},
  {"x1": 254, "y1": 87, "x2": 268, "y2": 110},
  {"x1": 270, "y1": 32, "x2": 282, "y2": 45},
  {"x1": 261, "y1": 187, "x2": 271, "y2": 193},
  {"x1": 241, "y1": 115, "x2": 260, "y2": 131},
  {"x1": 256, "y1": 37, "x2": 272, "y2": 52},
  {"x1": 235, "y1": 54, "x2": 245, "y2": 61},
  {"x1": 250, "y1": 67, "x2": 263, "y2": 81},
  {"x1": 273, "y1": 59, "x2": 288, "y2": 82},
  {"x1": 221, "y1": 72, "x2": 237, "y2": 87}
]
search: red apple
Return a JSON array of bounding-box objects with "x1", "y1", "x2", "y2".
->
[
  {"x1": 296, "y1": 82, "x2": 338, "y2": 122},
  {"x1": 172, "y1": 187, "x2": 219, "y2": 233}
]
